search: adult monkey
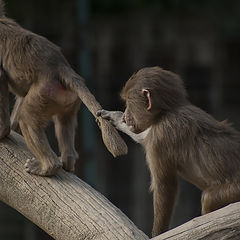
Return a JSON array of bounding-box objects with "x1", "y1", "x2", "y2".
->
[
  {"x1": 97, "y1": 66, "x2": 240, "y2": 236},
  {"x1": 0, "y1": 0, "x2": 127, "y2": 176}
]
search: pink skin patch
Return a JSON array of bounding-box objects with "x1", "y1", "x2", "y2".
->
[{"x1": 41, "y1": 80, "x2": 78, "y2": 106}]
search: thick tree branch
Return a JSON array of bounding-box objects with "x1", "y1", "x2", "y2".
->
[
  {"x1": 0, "y1": 131, "x2": 148, "y2": 240},
  {"x1": 153, "y1": 202, "x2": 240, "y2": 240},
  {"x1": 1, "y1": 131, "x2": 240, "y2": 240}
]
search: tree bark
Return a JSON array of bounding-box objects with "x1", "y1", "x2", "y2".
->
[
  {"x1": 1, "y1": 131, "x2": 240, "y2": 240},
  {"x1": 153, "y1": 202, "x2": 240, "y2": 240},
  {"x1": 0, "y1": 131, "x2": 148, "y2": 240}
]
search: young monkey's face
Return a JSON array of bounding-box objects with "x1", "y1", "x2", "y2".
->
[
  {"x1": 122, "y1": 99, "x2": 152, "y2": 134},
  {"x1": 121, "y1": 77, "x2": 155, "y2": 134},
  {"x1": 121, "y1": 66, "x2": 189, "y2": 135},
  {"x1": 122, "y1": 105, "x2": 140, "y2": 134}
]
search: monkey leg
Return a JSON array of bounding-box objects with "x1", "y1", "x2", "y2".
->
[
  {"x1": 201, "y1": 182, "x2": 240, "y2": 214},
  {"x1": 0, "y1": 68, "x2": 10, "y2": 139},
  {"x1": 53, "y1": 100, "x2": 81, "y2": 172},
  {"x1": 10, "y1": 96, "x2": 23, "y2": 131},
  {"x1": 18, "y1": 93, "x2": 62, "y2": 176}
]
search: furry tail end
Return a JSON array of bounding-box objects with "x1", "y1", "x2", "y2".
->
[
  {"x1": 0, "y1": 0, "x2": 5, "y2": 17},
  {"x1": 73, "y1": 79, "x2": 128, "y2": 157},
  {"x1": 63, "y1": 72, "x2": 128, "y2": 157},
  {"x1": 98, "y1": 117, "x2": 128, "y2": 157}
]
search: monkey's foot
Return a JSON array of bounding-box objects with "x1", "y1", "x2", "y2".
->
[
  {"x1": 61, "y1": 156, "x2": 75, "y2": 172},
  {"x1": 60, "y1": 152, "x2": 77, "y2": 172},
  {"x1": 24, "y1": 157, "x2": 63, "y2": 176}
]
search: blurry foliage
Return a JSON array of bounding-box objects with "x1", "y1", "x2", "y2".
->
[
  {"x1": 91, "y1": 0, "x2": 240, "y2": 36},
  {"x1": 91, "y1": 0, "x2": 240, "y2": 13},
  {"x1": 6, "y1": 0, "x2": 240, "y2": 35}
]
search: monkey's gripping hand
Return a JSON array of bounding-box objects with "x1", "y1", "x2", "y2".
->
[
  {"x1": 97, "y1": 110, "x2": 126, "y2": 131},
  {"x1": 97, "y1": 109, "x2": 148, "y2": 144}
]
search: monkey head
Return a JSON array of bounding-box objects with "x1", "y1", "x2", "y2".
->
[{"x1": 120, "y1": 66, "x2": 188, "y2": 134}]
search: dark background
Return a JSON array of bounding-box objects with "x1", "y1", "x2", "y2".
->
[{"x1": 1, "y1": 0, "x2": 240, "y2": 239}]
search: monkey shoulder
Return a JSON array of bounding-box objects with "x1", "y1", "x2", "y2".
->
[
  {"x1": 175, "y1": 105, "x2": 240, "y2": 153},
  {"x1": 149, "y1": 104, "x2": 240, "y2": 146},
  {"x1": 152, "y1": 106, "x2": 199, "y2": 141},
  {"x1": 181, "y1": 105, "x2": 238, "y2": 135}
]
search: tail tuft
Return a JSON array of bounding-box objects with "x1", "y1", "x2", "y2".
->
[
  {"x1": 60, "y1": 70, "x2": 128, "y2": 157},
  {"x1": 0, "y1": 0, "x2": 5, "y2": 17},
  {"x1": 99, "y1": 118, "x2": 128, "y2": 157}
]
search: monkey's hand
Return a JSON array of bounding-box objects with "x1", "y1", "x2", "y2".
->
[
  {"x1": 97, "y1": 109, "x2": 148, "y2": 144},
  {"x1": 96, "y1": 110, "x2": 127, "y2": 131}
]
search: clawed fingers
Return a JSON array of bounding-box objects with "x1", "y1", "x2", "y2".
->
[
  {"x1": 96, "y1": 109, "x2": 111, "y2": 120},
  {"x1": 95, "y1": 118, "x2": 101, "y2": 127},
  {"x1": 96, "y1": 110, "x2": 124, "y2": 129}
]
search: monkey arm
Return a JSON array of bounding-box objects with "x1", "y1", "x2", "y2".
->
[
  {"x1": 97, "y1": 109, "x2": 149, "y2": 144},
  {"x1": 152, "y1": 180, "x2": 178, "y2": 236},
  {"x1": 150, "y1": 174, "x2": 178, "y2": 236}
]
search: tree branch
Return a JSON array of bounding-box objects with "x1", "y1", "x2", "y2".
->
[
  {"x1": 0, "y1": 131, "x2": 148, "y2": 240},
  {"x1": 153, "y1": 202, "x2": 240, "y2": 240},
  {"x1": 1, "y1": 131, "x2": 240, "y2": 240}
]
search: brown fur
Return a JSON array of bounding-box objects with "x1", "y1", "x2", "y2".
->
[
  {"x1": 98, "y1": 66, "x2": 240, "y2": 236},
  {"x1": 0, "y1": 0, "x2": 127, "y2": 176},
  {"x1": 0, "y1": 0, "x2": 4, "y2": 17}
]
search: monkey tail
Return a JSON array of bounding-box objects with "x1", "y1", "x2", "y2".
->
[
  {"x1": 0, "y1": 0, "x2": 5, "y2": 17},
  {"x1": 63, "y1": 73, "x2": 128, "y2": 157}
]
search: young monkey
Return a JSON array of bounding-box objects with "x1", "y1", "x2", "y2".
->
[{"x1": 97, "y1": 66, "x2": 240, "y2": 236}]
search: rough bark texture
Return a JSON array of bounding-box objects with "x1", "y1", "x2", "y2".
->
[
  {"x1": 153, "y1": 202, "x2": 240, "y2": 240},
  {"x1": 0, "y1": 131, "x2": 148, "y2": 240},
  {"x1": 1, "y1": 131, "x2": 240, "y2": 240}
]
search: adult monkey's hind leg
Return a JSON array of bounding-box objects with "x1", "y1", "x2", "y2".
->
[
  {"x1": 10, "y1": 96, "x2": 23, "y2": 131},
  {"x1": 53, "y1": 100, "x2": 81, "y2": 172},
  {"x1": 201, "y1": 183, "x2": 240, "y2": 214},
  {"x1": 19, "y1": 89, "x2": 62, "y2": 176},
  {"x1": 0, "y1": 68, "x2": 10, "y2": 139}
]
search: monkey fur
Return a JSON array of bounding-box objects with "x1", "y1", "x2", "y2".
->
[
  {"x1": 0, "y1": 0, "x2": 127, "y2": 176},
  {"x1": 97, "y1": 66, "x2": 240, "y2": 236}
]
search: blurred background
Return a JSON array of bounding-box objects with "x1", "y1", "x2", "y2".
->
[{"x1": 1, "y1": 0, "x2": 240, "y2": 239}]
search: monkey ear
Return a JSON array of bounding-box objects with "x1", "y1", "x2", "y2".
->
[{"x1": 142, "y1": 89, "x2": 152, "y2": 110}]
